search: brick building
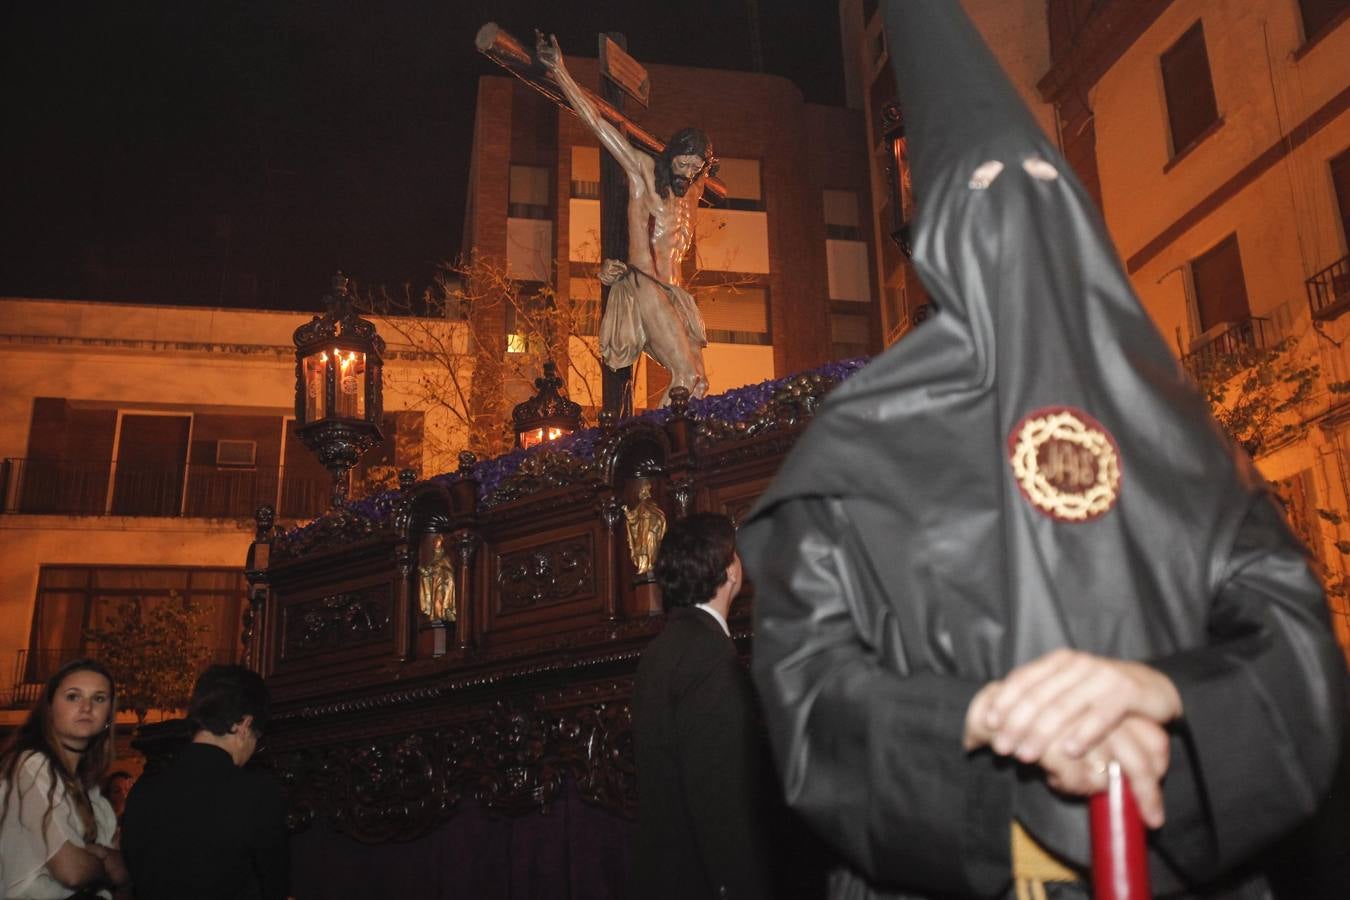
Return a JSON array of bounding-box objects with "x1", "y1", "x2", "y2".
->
[{"x1": 839, "y1": 0, "x2": 1056, "y2": 345}]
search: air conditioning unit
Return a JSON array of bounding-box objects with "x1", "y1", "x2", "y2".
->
[{"x1": 216, "y1": 439, "x2": 257, "y2": 467}]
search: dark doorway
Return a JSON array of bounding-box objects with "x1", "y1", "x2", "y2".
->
[{"x1": 111, "y1": 414, "x2": 190, "y2": 516}]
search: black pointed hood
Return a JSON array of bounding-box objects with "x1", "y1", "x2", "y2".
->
[{"x1": 742, "y1": 0, "x2": 1272, "y2": 873}]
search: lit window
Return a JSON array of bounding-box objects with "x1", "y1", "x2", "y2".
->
[
  {"x1": 702, "y1": 285, "x2": 770, "y2": 345},
  {"x1": 570, "y1": 147, "x2": 600, "y2": 199},
  {"x1": 695, "y1": 208, "x2": 770, "y2": 274},
  {"x1": 568, "y1": 277, "x2": 602, "y2": 336},
  {"x1": 505, "y1": 287, "x2": 549, "y2": 354},
  {"x1": 708, "y1": 158, "x2": 764, "y2": 212}
]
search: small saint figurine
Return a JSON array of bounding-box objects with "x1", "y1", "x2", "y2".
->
[
  {"x1": 418, "y1": 536, "x2": 456, "y2": 623},
  {"x1": 623, "y1": 482, "x2": 667, "y2": 577}
]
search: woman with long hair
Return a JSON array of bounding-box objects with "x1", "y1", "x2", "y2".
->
[{"x1": 0, "y1": 658, "x2": 129, "y2": 898}]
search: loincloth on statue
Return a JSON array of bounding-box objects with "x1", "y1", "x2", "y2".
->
[{"x1": 599, "y1": 269, "x2": 708, "y2": 370}]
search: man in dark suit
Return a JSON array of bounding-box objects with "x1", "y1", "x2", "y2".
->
[
  {"x1": 122, "y1": 665, "x2": 289, "y2": 900},
  {"x1": 629, "y1": 512, "x2": 770, "y2": 899}
]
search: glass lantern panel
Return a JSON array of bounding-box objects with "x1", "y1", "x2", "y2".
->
[
  {"x1": 335, "y1": 349, "x2": 366, "y2": 419},
  {"x1": 518, "y1": 425, "x2": 569, "y2": 449},
  {"x1": 303, "y1": 351, "x2": 328, "y2": 423}
]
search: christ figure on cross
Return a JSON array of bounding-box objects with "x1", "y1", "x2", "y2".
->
[{"x1": 537, "y1": 32, "x2": 713, "y2": 405}]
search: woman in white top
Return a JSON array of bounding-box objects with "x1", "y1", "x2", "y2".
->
[{"x1": 0, "y1": 658, "x2": 128, "y2": 899}]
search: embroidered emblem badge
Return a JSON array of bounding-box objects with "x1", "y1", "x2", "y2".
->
[{"x1": 1008, "y1": 407, "x2": 1121, "y2": 522}]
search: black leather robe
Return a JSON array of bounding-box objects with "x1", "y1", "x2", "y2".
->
[{"x1": 738, "y1": 2, "x2": 1347, "y2": 898}]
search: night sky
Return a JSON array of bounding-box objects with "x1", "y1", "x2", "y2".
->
[{"x1": 1, "y1": 1, "x2": 844, "y2": 311}]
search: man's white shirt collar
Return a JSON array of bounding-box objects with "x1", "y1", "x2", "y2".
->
[{"x1": 694, "y1": 603, "x2": 730, "y2": 636}]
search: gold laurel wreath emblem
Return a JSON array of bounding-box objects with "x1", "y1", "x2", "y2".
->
[{"x1": 1009, "y1": 408, "x2": 1121, "y2": 522}]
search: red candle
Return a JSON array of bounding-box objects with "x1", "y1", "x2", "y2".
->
[{"x1": 1089, "y1": 762, "x2": 1151, "y2": 900}]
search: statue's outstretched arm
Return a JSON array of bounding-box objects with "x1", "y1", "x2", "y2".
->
[{"x1": 536, "y1": 31, "x2": 647, "y2": 180}]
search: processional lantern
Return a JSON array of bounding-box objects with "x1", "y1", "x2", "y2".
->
[
  {"x1": 293, "y1": 272, "x2": 385, "y2": 506},
  {"x1": 512, "y1": 361, "x2": 582, "y2": 449},
  {"x1": 881, "y1": 100, "x2": 915, "y2": 258}
]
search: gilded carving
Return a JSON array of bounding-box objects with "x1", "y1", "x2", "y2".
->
[
  {"x1": 482, "y1": 451, "x2": 597, "y2": 508},
  {"x1": 622, "y1": 482, "x2": 665, "y2": 576},
  {"x1": 283, "y1": 588, "x2": 392, "y2": 656},
  {"x1": 269, "y1": 693, "x2": 638, "y2": 843},
  {"x1": 496, "y1": 537, "x2": 594, "y2": 611},
  {"x1": 417, "y1": 535, "x2": 457, "y2": 623}
]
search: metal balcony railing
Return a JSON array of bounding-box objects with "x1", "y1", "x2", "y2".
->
[
  {"x1": 570, "y1": 179, "x2": 600, "y2": 200},
  {"x1": 1307, "y1": 253, "x2": 1350, "y2": 321},
  {"x1": 6, "y1": 645, "x2": 242, "y2": 708},
  {"x1": 1181, "y1": 316, "x2": 1275, "y2": 381},
  {"x1": 7, "y1": 648, "x2": 81, "y2": 706},
  {"x1": 0, "y1": 459, "x2": 329, "y2": 520}
]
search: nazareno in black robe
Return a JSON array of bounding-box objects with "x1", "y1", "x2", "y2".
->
[{"x1": 738, "y1": 1, "x2": 1347, "y2": 898}]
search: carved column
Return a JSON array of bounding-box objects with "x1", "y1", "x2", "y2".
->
[
  {"x1": 451, "y1": 451, "x2": 480, "y2": 516},
  {"x1": 599, "y1": 492, "x2": 623, "y2": 622},
  {"x1": 392, "y1": 469, "x2": 424, "y2": 662},
  {"x1": 665, "y1": 386, "x2": 693, "y2": 456},
  {"x1": 669, "y1": 476, "x2": 695, "y2": 520},
  {"x1": 394, "y1": 540, "x2": 415, "y2": 661},
  {"x1": 665, "y1": 388, "x2": 696, "y2": 520},
  {"x1": 452, "y1": 529, "x2": 480, "y2": 650},
  {"x1": 449, "y1": 451, "x2": 481, "y2": 652},
  {"x1": 243, "y1": 505, "x2": 275, "y2": 673}
]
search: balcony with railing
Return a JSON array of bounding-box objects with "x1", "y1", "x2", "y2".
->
[
  {"x1": 569, "y1": 179, "x2": 599, "y2": 200},
  {"x1": 1181, "y1": 316, "x2": 1275, "y2": 381},
  {"x1": 1307, "y1": 254, "x2": 1350, "y2": 321},
  {"x1": 0, "y1": 459, "x2": 329, "y2": 520},
  {"x1": 4, "y1": 645, "x2": 241, "y2": 708}
]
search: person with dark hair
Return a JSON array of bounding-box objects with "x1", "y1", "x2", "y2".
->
[
  {"x1": 628, "y1": 512, "x2": 771, "y2": 899},
  {"x1": 100, "y1": 770, "x2": 133, "y2": 820},
  {"x1": 0, "y1": 657, "x2": 128, "y2": 898},
  {"x1": 121, "y1": 665, "x2": 288, "y2": 900},
  {"x1": 537, "y1": 32, "x2": 714, "y2": 406}
]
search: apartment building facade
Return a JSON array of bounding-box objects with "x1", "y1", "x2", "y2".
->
[
  {"x1": 0, "y1": 297, "x2": 446, "y2": 711},
  {"x1": 1045, "y1": 0, "x2": 1348, "y2": 646}
]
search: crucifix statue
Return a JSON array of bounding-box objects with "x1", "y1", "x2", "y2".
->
[{"x1": 536, "y1": 33, "x2": 715, "y2": 408}]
